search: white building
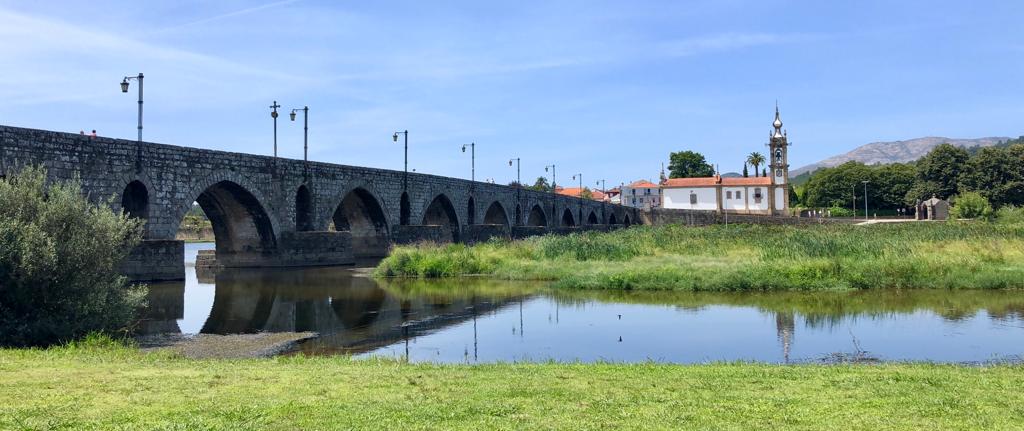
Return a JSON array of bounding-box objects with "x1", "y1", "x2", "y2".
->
[
  {"x1": 621, "y1": 180, "x2": 661, "y2": 209},
  {"x1": 661, "y1": 107, "x2": 791, "y2": 215}
]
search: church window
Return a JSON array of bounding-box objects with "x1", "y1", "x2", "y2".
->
[
  {"x1": 754, "y1": 188, "x2": 763, "y2": 201},
  {"x1": 775, "y1": 148, "x2": 783, "y2": 163},
  {"x1": 776, "y1": 169, "x2": 783, "y2": 177},
  {"x1": 726, "y1": 191, "x2": 732, "y2": 199},
  {"x1": 689, "y1": 193, "x2": 698, "y2": 205},
  {"x1": 736, "y1": 191, "x2": 742, "y2": 199}
]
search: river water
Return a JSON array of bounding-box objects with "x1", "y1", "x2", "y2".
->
[{"x1": 140, "y1": 242, "x2": 1024, "y2": 363}]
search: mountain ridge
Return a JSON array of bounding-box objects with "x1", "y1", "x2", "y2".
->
[{"x1": 792, "y1": 136, "x2": 1012, "y2": 176}]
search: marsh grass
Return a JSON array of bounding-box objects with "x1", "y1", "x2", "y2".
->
[{"x1": 375, "y1": 223, "x2": 1024, "y2": 291}]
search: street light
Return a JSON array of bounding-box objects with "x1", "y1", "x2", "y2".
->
[
  {"x1": 119, "y1": 73, "x2": 144, "y2": 143},
  {"x1": 544, "y1": 164, "x2": 556, "y2": 192},
  {"x1": 572, "y1": 173, "x2": 583, "y2": 223},
  {"x1": 862, "y1": 180, "x2": 870, "y2": 220},
  {"x1": 462, "y1": 142, "x2": 475, "y2": 182},
  {"x1": 510, "y1": 158, "x2": 521, "y2": 225},
  {"x1": 270, "y1": 101, "x2": 281, "y2": 158},
  {"x1": 290, "y1": 106, "x2": 309, "y2": 178},
  {"x1": 596, "y1": 179, "x2": 606, "y2": 224},
  {"x1": 393, "y1": 130, "x2": 408, "y2": 190}
]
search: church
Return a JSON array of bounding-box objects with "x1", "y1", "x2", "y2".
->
[{"x1": 660, "y1": 107, "x2": 791, "y2": 215}]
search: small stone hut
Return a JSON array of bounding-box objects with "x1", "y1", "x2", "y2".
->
[{"x1": 916, "y1": 196, "x2": 950, "y2": 220}]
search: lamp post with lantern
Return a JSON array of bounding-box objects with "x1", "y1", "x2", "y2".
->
[
  {"x1": 289, "y1": 106, "x2": 309, "y2": 178},
  {"x1": 393, "y1": 130, "x2": 409, "y2": 190}
]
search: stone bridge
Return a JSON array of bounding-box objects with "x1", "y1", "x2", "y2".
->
[{"x1": 0, "y1": 125, "x2": 638, "y2": 280}]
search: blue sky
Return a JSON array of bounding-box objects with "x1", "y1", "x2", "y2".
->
[{"x1": 2, "y1": 1, "x2": 1022, "y2": 187}]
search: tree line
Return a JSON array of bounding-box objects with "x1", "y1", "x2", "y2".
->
[{"x1": 797, "y1": 137, "x2": 1024, "y2": 211}]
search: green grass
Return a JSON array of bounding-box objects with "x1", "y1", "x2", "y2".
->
[
  {"x1": 375, "y1": 222, "x2": 1024, "y2": 291},
  {"x1": 2, "y1": 343, "x2": 1023, "y2": 430}
]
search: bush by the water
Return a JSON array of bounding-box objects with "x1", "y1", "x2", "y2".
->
[
  {"x1": 0, "y1": 167, "x2": 145, "y2": 346},
  {"x1": 375, "y1": 222, "x2": 1024, "y2": 291},
  {"x1": 951, "y1": 191, "x2": 994, "y2": 220}
]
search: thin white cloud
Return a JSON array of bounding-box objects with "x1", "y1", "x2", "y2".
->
[
  {"x1": 150, "y1": 0, "x2": 301, "y2": 35},
  {"x1": 658, "y1": 32, "x2": 798, "y2": 57}
]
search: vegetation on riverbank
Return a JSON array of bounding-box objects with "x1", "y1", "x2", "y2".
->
[
  {"x1": 375, "y1": 222, "x2": 1024, "y2": 291},
  {"x1": 1, "y1": 341, "x2": 1022, "y2": 430},
  {"x1": 0, "y1": 167, "x2": 144, "y2": 346}
]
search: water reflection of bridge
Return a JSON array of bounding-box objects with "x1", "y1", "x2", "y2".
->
[{"x1": 140, "y1": 267, "x2": 529, "y2": 356}]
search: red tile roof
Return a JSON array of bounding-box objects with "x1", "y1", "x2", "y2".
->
[
  {"x1": 721, "y1": 177, "x2": 772, "y2": 186},
  {"x1": 556, "y1": 187, "x2": 607, "y2": 201},
  {"x1": 626, "y1": 180, "x2": 659, "y2": 188},
  {"x1": 661, "y1": 176, "x2": 772, "y2": 188}
]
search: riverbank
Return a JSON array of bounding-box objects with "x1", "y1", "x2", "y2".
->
[
  {"x1": 1, "y1": 343, "x2": 1021, "y2": 429},
  {"x1": 376, "y1": 222, "x2": 1024, "y2": 291}
]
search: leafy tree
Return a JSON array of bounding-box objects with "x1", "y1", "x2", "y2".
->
[
  {"x1": 872, "y1": 163, "x2": 915, "y2": 209},
  {"x1": 762, "y1": 168, "x2": 767, "y2": 178},
  {"x1": 803, "y1": 161, "x2": 872, "y2": 209},
  {"x1": 951, "y1": 191, "x2": 993, "y2": 219},
  {"x1": 529, "y1": 176, "x2": 552, "y2": 192},
  {"x1": 958, "y1": 145, "x2": 1024, "y2": 207},
  {"x1": 910, "y1": 143, "x2": 969, "y2": 201},
  {"x1": 668, "y1": 151, "x2": 714, "y2": 178},
  {"x1": 742, "y1": 163, "x2": 749, "y2": 178},
  {"x1": 0, "y1": 167, "x2": 145, "y2": 347},
  {"x1": 746, "y1": 153, "x2": 765, "y2": 177},
  {"x1": 580, "y1": 188, "x2": 594, "y2": 200}
]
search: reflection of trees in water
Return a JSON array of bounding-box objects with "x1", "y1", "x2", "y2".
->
[{"x1": 549, "y1": 289, "x2": 1024, "y2": 326}]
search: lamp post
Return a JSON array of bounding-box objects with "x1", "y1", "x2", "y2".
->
[
  {"x1": 862, "y1": 180, "x2": 870, "y2": 220},
  {"x1": 544, "y1": 164, "x2": 557, "y2": 192},
  {"x1": 120, "y1": 73, "x2": 144, "y2": 143},
  {"x1": 596, "y1": 179, "x2": 606, "y2": 224},
  {"x1": 393, "y1": 130, "x2": 408, "y2": 190},
  {"x1": 462, "y1": 142, "x2": 475, "y2": 182},
  {"x1": 509, "y1": 158, "x2": 521, "y2": 225},
  {"x1": 289, "y1": 106, "x2": 309, "y2": 179},
  {"x1": 572, "y1": 173, "x2": 583, "y2": 223},
  {"x1": 270, "y1": 101, "x2": 281, "y2": 158}
]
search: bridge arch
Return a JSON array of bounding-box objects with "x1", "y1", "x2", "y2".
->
[
  {"x1": 331, "y1": 186, "x2": 391, "y2": 258},
  {"x1": 561, "y1": 208, "x2": 575, "y2": 227},
  {"x1": 527, "y1": 204, "x2": 547, "y2": 227},
  {"x1": 587, "y1": 210, "x2": 598, "y2": 225},
  {"x1": 624, "y1": 214, "x2": 632, "y2": 226},
  {"x1": 483, "y1": 201, "x2": 510, "y2": 227},
  {"x1": 422, "y1": 193, "x2": 460, "y2": 242},
  {"x1": 175, "y1": 172, "x2": 279, "y2": 264},
  {"x1": 295, "y1": 184, "x2": 314, "y2": 231},
  {"x1": 609, "y1": 213, "x2": 618, "y2": 225},
  {"x1": 121, "y1": 180, "x2": 149, "y2": 221}
]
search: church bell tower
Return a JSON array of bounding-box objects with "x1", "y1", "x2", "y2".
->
[{"x1": 768, "y1": 105, "x2": 790, "y2": 215}]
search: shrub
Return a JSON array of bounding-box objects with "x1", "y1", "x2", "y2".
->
[
  {"x1": 828, "y1": 206, "x2": 854, "y2": 218},
  {"x1": 995, "y1": 205, "x2": 1024, "y2": 224},
  {"x1": 0, "y1": 167, "x2": 145, "y2": 347},
  {"x1": 951, "y1": 191, "x2": 993, "y2": 219}
]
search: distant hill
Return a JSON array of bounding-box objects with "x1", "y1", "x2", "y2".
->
[{"x1": 791, "y1": 136, "x2": 1013, "y2": 176}]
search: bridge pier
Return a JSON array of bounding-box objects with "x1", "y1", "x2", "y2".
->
[{"x1": 463, "y1": 224, "x2": 510, "y2": 245}]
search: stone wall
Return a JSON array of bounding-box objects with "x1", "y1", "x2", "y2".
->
[
  {"x1": 644, "y1": 208, "x2": 859, "y2": 226},
  {"x1": 118, "y1": 240, "x2": 184, "y2": 282},
  {"x1": 463, "y1": 224, "x2": 511, "y2": 244}
]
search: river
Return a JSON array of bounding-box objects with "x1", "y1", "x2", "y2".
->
[{"x1": 139, "y1": 242, "x2": 1024, "y2": 363}]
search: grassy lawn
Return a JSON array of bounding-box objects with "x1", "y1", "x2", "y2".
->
[
  {"x1": 0, "y1": 344, "x2": 1022, "y2": 430},
  {"x1": 376, "y1": 222, "x2": 1024, "y2": 291}
]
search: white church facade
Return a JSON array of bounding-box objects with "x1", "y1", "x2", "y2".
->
[{"x1": 661, "y1": 107, "x2": 792, "y2": 216}]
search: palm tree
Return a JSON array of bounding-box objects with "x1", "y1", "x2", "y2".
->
[{"x1": 746, "y1": 152, "x2": 765, "y2": 177}]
